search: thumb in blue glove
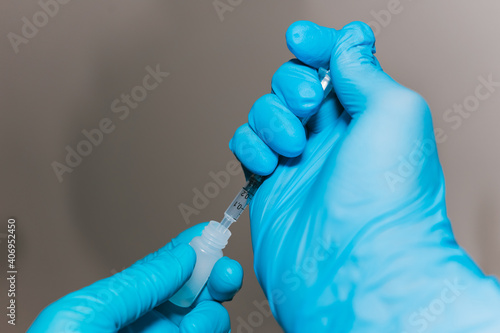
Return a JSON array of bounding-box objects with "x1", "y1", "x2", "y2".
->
[
  {"x1": 28, "y1": 222, "x2": 243, "y2": 333},
  {"x1": 231, "y1": 20, "x2": 500, "y2": 332}
]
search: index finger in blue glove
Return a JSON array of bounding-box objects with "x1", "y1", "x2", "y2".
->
[
  {"x1": 29, "y1": 242, "x2": 196, "y2": 332},
  {"x1": 271, "y1": 59, "x2": 325, "y2": 119},
  {"x1": 286, "y1": 21, "x2": 335, "y2": 70},
  {"x1": 230, "y1": 123, "x2": 278, "y2": 176},
  {"x1": 271, "y1": 58, "x2": 345, "y2": 134},
  {"x1": 248, "y1": 94, "x2": 307, "y2": 158}
]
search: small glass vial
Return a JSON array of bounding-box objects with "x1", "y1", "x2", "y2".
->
[{"x1": 169, "y1": 221, "x2": 231, "y2": 307}]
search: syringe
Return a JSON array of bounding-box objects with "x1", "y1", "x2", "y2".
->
[
  {"x1": 217, "y1": 67, "x2": 332, "y2": 231},
  {"x1": 169, "y1": 67, "x2": 332, "y2": 308},
  {"x1": 218, "y1": 174, "x2": 263, "y2": 230}
]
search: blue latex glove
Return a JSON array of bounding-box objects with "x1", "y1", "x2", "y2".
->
[
  {"x1": 230, "y1": 21, "x2": 500, "y2": 332},
  {"x1": 29, "y1": 223, "x2": 243, "y2": 333}
]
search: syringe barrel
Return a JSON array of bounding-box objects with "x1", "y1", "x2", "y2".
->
[
  {"x1": 169, "y1": 221, "x2": 231, "y2": 307},
  {"x1": 222, "y1": 174, "x2": 263, "y2": 225}
]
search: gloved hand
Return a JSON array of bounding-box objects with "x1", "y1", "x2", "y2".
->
[
  {"x1": 230, "y1": 21, "x2": 500, "y2": 332},
  {"x1": 28, "y1": 223, "x2": 243, "y2": 333}
]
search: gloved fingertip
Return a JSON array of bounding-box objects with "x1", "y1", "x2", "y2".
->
[
  {"x1": 250, "y1": 157, "x2": 278, "y2": 176},
  {"x1": 213, "y1": 258, "x2": 244, "y2": 283},
  {"x1": 208, "y1": 257, "x2": 244, "y2": 301},
  {"x1": 231, "y1": 124, "x2": 278, "y2": 176},
  {"x1": 298, "y1": 80, "x2": 325, "y2": 112},
  {"x1": 249, "y1": 94, "x2": 307, "y2": 158},
  {"x1": 271, "y1": 60, "x2": 325, "y2": 118},
  {"x1": 286, "y1": 20, "x2": 337, "y2": 69},
  {"x1": 339, "y1": 21, "x2": 376, "y2": 55}
]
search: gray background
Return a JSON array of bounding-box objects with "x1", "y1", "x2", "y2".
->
[{"x1": 1, "y1": 1, "x2": 500, "y2": 332}]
